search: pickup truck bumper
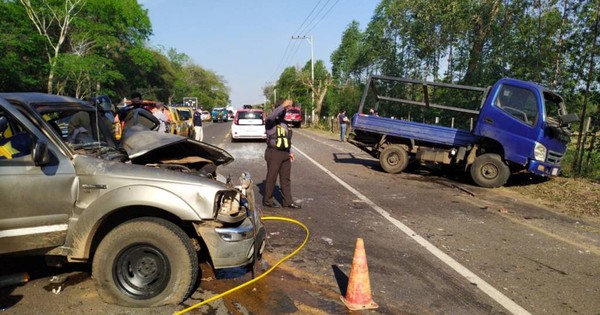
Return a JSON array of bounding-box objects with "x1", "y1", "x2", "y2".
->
[
  {"x1": 195, "y1": 215, "x2": 266, "y2": 269},
  {"x1": 528, "y1": 160, "x2": 560, "y2": 177}
]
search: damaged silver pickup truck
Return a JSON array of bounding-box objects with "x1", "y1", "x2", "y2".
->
[{"x1": 0, "y1": 93, "x2": 265, "y2": 307}]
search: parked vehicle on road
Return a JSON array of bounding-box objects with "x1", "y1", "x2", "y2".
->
[
  {"x1": 349, "y1": 75, "x2": 578, "y2": 188},
  {"x1": 212, "y1": 107, "x2": 228, "y2": 122},
  {"x1": 176, "y1": 106, "x2": 194, "y2": 138},
  {"x1": 202, "y1": 110, "x2": 211, "y2": 121},
  {"x1": 166, "y1": 105, "x2": 191, "y2": 137},
  {"x1": 0, "y1": 93, "x2": 265, "y2": 307},
  {"x1": 231, "y1": 109, "x2": 266, "y2": 141},
  {"x1": 284, "y1": 103, "x2": 302, "y2": 128}
]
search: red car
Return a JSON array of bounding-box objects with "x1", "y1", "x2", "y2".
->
[{"x1": 284, "y1": 105, "x2": 302, "y2": 128}]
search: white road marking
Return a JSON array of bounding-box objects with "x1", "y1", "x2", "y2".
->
[{"x1": 294, "y1": 145, "x2": 531, "y2": 315}]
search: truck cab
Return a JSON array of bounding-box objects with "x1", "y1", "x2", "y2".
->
[{"x1": 474, "y1": 78, "x2": 574, "y2": 177}]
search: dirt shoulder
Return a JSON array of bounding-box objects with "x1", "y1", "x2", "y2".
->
[{"x1": 506, "y1": 176, "x2": 600, "y2": 221}]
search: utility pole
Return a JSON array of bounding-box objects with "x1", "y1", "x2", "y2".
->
[
  {"x1": 292, "y1": 35, "x2": 314, "y2": 123},
  {"x1": 265, "y1": 81, "x2": 276, "y2": 111}
]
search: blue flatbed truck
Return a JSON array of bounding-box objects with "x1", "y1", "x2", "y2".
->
[{"x1": 349, "y1": 75, "x2": 579, "y2": 188}]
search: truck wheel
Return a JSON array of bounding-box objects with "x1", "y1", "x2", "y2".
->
[
  {"x1": 470, "y1": 153, "x2": 510, "y2": 188},
  {"x1": 380, "y1": 145, "x2": 409, "y2": 174},
  {"x1": 92, "y1": 217, "x2": 198, "y2": 307}
]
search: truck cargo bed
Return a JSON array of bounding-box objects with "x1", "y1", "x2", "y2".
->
[{"x1": 352, "y1": 114, "x2": 477, "y2": 147}]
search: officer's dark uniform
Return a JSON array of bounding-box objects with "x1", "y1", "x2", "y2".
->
[{"x1": 263, "y1": 103, "x2": 300, "y2": 208}]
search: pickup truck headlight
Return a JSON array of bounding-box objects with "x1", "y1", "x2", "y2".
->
[
  {"x1": 214, "y1": 190, "x2": 247, "y2": 224},
  {"x1": 534, "y1": 142, "x2": 547, "y2": 162}
]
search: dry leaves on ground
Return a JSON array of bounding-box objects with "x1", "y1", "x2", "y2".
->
[{"x1": 507, "y1": 176, "x2": 600, "y2": 220}]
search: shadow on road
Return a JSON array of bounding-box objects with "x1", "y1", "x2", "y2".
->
[
  {"x1": 331, "y1": 265, "x2": 349, "y2": 297},
  {"x1": 332, "y1": 152, "x2": 379, "y2": 170}
]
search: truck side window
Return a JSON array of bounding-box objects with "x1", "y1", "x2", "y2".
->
[
  {"x1": 495, "y1": 85, "x2": 538, "y2": 126},
  {"x1": 0, "y1": 112, "x2": 32, "y2": 161}
]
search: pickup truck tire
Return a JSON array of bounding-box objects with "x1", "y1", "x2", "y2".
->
[
  {"x1": 470, "y1": 153, "x2": 510, "y2": 188},
  {"x1": 92, "y1": 217, "x2": 198, "y2": 307},
  {"x1": 380, "y1": 145, "x2": 409, "y2": 174}
]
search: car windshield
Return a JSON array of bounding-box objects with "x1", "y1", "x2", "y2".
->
[
  {"x1": 287, "y1": 109, "x2": 301, "y2": 114},
  {"x1": 34, "y1": 105, "x2": 116, "y2": 150},
  {"x1": 178, "y1": 109, "x2": 191, "y2": 120}
]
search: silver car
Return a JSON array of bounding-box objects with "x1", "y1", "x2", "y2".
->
[{"x1": 0, "y1": 93, "x2": 265, "y2": 307}]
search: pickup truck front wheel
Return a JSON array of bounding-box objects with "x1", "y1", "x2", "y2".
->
[
  {"x1": 470, "y1": 153, "x2": 510, "y2": 188},
  {"x1": 92, "y1": 217, "x2": 198, "y2": 307},
  {"x1": 380, "y1": 145, "x2": 409, "y2": 174}
]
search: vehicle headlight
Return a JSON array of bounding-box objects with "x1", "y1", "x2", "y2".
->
[
  {"x1": 214, "y1": 190, "x2": 246, "y2": 224},
  {"x1": 534, "y1": 142, "x2": 547, "y2": 162}
]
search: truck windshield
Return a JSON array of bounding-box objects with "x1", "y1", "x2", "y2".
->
[
  {"x1": 495, "y1": 85, "x2": 539, "y2": 126},
  {"x1": 543, "y1": 91, "x2": 566, "y2": 121}
]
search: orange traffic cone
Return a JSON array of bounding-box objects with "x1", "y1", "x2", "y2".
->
[{"x1": 340, "y1": 238, "x2": 379, "y2": 310}]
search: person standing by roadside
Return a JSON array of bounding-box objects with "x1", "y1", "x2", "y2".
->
[
  {"x1": 193, "y1": 107, "x2": 203, "y2": 141},
  {"x1": 263, "y1": 99, "x2": 301, "y2": 209},
  {"x1": 162, "y1": 106, "x2": 173, "y2": 133},
  {"x1": 338, "y1": 110, "x2": 349, "y2": 142},
  {"x1": 152, "y1": 103, "x2": 168, "y2": 133}
]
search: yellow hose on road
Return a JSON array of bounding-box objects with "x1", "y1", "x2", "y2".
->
[{"x1": 174, "y1": 216, "x2": 309, "y2": 315}]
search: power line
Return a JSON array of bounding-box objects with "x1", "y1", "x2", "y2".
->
[
  {"x1": 297, "y1": 0, "x2": 332, "y2": 35},
  {"x1": 270, "y1": 0, "x2": 324, "y2": 82},
  {"x1": 270, "y1": 0, "x2": 340, "y2": 82},
  {"x1": 292, "y1": 0, "x2": 324, "y2": 36},
  {"x1": 302, "y1": 0, "x2": 340, "y2": 36},
  {"x1": 271, "y1": 40, "x2": 294, "y2": 81}
]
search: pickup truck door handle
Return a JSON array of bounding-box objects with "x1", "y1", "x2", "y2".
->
[{"x1": 484, "y1": 117, "x2": 494, "y2": 124}]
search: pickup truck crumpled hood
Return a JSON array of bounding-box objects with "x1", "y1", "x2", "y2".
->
[{"x1": 122, "y1": 125, "x2": 233, "y2": 166}]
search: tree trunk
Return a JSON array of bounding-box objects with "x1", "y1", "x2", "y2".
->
[
  {"x1": 313, "y1": 84, "x2": 329, "y2": 123},
  {"x1": 573, "y1": 1, "x2": 600, "y2": 176},
  {"x1": 462, "y1": 0, "x2": 501, "y2": 85},
  {"x1": 552, "y1": 0, "x2": 569, "y2": 89},
  {"x1": 19, "y1": 0, "x2": 84, "y2": 94}
]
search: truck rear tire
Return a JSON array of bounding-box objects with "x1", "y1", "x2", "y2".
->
[
  {"x1": 470, "y1": 153, "x2": 510, "y2": 188},
  {"x1": 92, "y1": 217, "x2": 198, "y2": 307},
  {"x1": 380, "y1": 145, "x2": 409, "y2": 174}
]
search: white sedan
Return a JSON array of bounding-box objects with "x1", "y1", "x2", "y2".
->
[{"x1": 231, "y1": 109, "x2": 266, "y2": 141}]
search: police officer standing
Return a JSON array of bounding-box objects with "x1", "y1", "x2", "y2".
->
[
  {"x1": 263, "y1": 99, "x2": 301, "y2": 209},
  {"x1": 193, "y1": 107, "x2": 203, "y2": 141}
]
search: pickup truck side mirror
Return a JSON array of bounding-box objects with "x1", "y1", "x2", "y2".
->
[
  {"x1": 33, "y1": 139, "x2": 51, "y2": 166},
  {"x1": 559, "y1": 113, "x2": 579, "y2": 127}
]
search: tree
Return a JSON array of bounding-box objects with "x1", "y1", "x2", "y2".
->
[
  {"x1": 19, "y1": 0, "x2": 86, "y2": 93},
  {"x1": 331, "y1": 21, "x2": 363, "y2": 83},
  {"x1": 0, "y1": 1, "x2": 47, "y2": 91},
  {"x1": 300, "y1": 60, "x2": 332, "y2": 123}
]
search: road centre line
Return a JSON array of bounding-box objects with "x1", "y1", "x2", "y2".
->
[{"x1": 293, "y1": 145, "x2": 531, "y2": 315}]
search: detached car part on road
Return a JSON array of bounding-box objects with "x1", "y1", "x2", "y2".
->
[{"x1": 0, "y1": 93, "x2": 265, "y2": 307}]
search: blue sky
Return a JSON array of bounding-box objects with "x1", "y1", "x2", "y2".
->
[{"x1": 139, "y1": 0, "x2": 379, "y2": 108}]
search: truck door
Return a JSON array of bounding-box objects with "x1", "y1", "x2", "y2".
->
[
  {"x1": 0, "y1": 101, "x2": 77, "y2": 254},
  {"x1": 475, "y1": 82, "x2": 541, "y2": 165}
]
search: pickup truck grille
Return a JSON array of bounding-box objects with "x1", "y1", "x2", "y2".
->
[{"x1": 547, "y1": 150, "x2": 563, "y2": 165}]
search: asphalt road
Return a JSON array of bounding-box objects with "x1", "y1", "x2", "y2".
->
[{"x1": 1, "y1": 121, "x2": 599, "y2": 315}]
